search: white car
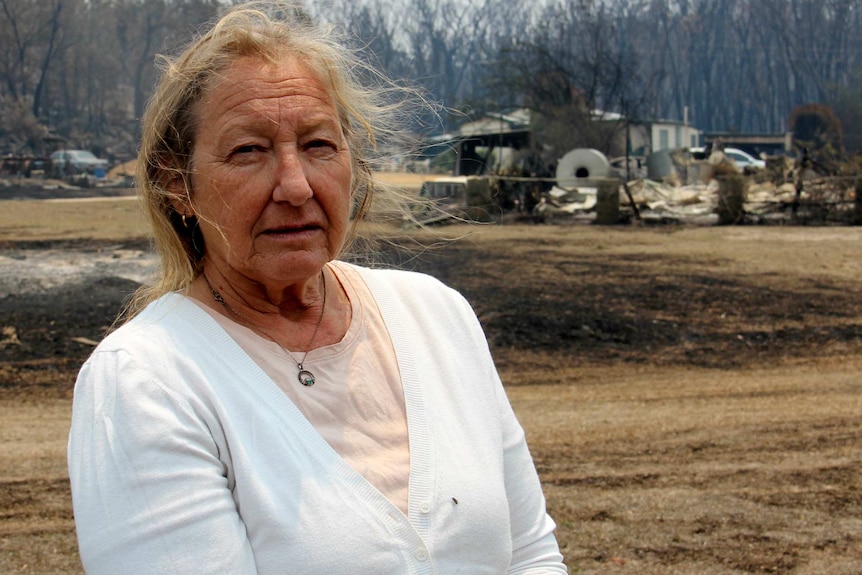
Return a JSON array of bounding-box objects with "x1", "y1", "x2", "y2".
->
[
  {"x1": 722, "y1": 147, "x2": 766, "y2": 169},
  {"x1": 50, "y1": 149, "x2": 109, "y2": 174},
  {"x1": 690, "y1": 146, "x2": 765, "y2": 169}
]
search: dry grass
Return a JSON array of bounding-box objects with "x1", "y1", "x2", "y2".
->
[
  {"x1": 2, "y1": 193, "x2": 862, "y2": 573},
  {"x1": 0, "y1": 197, "x2": 148, "y2": 242},
  {"x1": 506, "y1": 359, "x2": 862, "y2": 574},
  {"x1": 0, "y1": 172, "x2": 429, "y2": 244},
  {"x1": 0, "y1": 399, "x2": 80, "y2": 574}
]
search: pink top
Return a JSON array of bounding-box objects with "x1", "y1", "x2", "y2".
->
[{"x1": 195, "y1": 262, "x2": 410, "y2": 514}]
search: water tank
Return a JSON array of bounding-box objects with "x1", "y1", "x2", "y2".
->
[{"x1": 555, "y1": 148, "x2": 611, "y2": 188}]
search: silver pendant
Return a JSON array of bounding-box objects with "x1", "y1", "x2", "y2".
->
[{"x1": 298, "y1": 369, "x2": 316, "y2": 386}]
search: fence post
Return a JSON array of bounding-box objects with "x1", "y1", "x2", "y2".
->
[
  {"x1": 595, "y1": 178, "x2": 621, "y2": 225},
  {"x1": 717, "y1": 174, "x2": 746, "y2": 225},
  {"x1": 465, "y1": 176, "x2": 493, "y2": 222}
]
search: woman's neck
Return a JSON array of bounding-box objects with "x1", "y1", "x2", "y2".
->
[{"x1": 189, "y1": 263, "x2": 351, "y2": 351}]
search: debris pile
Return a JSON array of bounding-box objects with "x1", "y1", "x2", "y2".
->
[{"x1": 535, "y1": 151, "x2": 860, "y2": 225}]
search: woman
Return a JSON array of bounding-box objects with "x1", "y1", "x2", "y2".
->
[{"x1": 67, "y1": 2, "x2": 566, "y2": 573}]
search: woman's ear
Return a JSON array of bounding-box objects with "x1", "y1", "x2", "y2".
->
[{"x1": 166, "y1": 174, "x2": 193, "y2": 218}]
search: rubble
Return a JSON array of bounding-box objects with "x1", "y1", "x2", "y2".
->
[{"x1": 533, "y1": 153, "x2": 860, "y2": 225}]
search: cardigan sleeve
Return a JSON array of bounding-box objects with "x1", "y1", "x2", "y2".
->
[
  {"x1": 496, "y1": 376, "x2": 568, "y2": 574},
  {"x1": 67, "y1": 348, "x2": 257, "y2": 575},
  {"x1": 452, "y1": 292, "x2": 568, "y2": 573}
]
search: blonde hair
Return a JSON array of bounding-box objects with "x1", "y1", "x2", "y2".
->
[{"x1": 127, "y1": 0, "x2": 418, "y2": 319}]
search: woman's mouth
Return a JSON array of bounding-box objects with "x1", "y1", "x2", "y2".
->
[{"x1": 261, "y1": 223, "x2": 320, "y2": 238}]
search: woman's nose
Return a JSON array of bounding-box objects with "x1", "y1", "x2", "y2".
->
[{"x1": 272, "y1": 148, "x2": 313, "y2": 206}]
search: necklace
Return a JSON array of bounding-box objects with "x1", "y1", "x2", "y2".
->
[{"x1": 204, "y1": 272, "x2": 327, "y2": 387}]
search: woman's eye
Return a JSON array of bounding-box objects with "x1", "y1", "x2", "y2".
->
[
  {"x1": 307, "y1": 139, "x2": 337, "y2": 151},
  {"x1": 233, "y1": 144, "x2": 260, "y2": 155}
]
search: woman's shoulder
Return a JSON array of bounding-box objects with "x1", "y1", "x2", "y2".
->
[
  {"x1": 77, "y1": 292, "x2": 246, "y2": 402},
  {"x1": 334, "y1": 260, "x2": 476, "y2": 331},
  {"x1": 335, "y1": 260, "x2": 460, "y2": 301},
  {"x1": 334, "y1": 260, "x2": 448, "y2": 287},
  {"x1": 90, "y1": 292, "x2": 209, "y2": 358}
]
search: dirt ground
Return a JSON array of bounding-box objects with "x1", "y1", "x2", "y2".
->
[{"x1": 1, "y1": 183, "x2": 861, "y2": 574}]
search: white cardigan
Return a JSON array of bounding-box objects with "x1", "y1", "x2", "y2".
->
[{"x1": 68, "y1": 264, "x2": 566, "y2": 574}]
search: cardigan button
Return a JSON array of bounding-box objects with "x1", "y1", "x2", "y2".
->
[
  {"x1": 415, "y1": 548, "x2": 428, "y2": 562},
  {"x1": 419, "y1": 502, "x2": 431, "y2": 514}
]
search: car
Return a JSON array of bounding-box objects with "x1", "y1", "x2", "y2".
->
[
  {"x1": 50, "y1": 149, "x2": 109, "y2": 175},
  {"x1": 721, "y1": 147, "x2": 766, "y2": 169},
  {"x1": 689, "y1": 146, "x2": 766, "y2": 169}
]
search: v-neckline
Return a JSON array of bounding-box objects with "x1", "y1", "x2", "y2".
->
[{"x1": 175, "y1": 267, "x2": 429, "y2": 525}]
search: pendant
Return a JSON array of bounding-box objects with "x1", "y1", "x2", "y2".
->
[{"x1": 298, "y1": 368, "x2": 316, "y2": 386}]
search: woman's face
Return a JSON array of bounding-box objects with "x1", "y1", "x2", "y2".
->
[{"x1": 186, "y1": 55, "x2": 353, "y2": 290}]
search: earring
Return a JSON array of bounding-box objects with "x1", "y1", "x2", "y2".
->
[{"x1": 181, "y1": 214, "x2": 189, "y2": 228}]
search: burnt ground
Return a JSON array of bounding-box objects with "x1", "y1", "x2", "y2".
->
[
  {"x1": 403, "y1": 241, "x2": 862, "y2": 369},
  {"x1": 3, "y1": 228, "x2": 862, "y2": 394}
]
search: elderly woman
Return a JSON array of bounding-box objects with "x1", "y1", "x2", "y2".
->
[{"x1": 67, "y1": 2, "x2": 566, "y2": 573}]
